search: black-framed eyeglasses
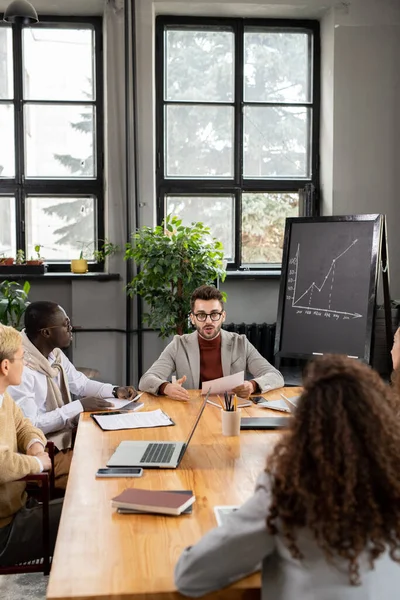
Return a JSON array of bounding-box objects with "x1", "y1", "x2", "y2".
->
[
  {"x1": 39, "y1": 320, "x2": 72, "y2": 332},
  {"x1": 192, "y1": 312, "x2": 223, "y2": 322}
]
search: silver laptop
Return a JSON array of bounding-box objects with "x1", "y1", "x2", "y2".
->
[{"x1": 107, "y1": 391, "x2": 210, "y2": 469}]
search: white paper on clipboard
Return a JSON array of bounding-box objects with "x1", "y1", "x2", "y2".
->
[{"x1": 201, "y1": 371, "x2": 244, "y2": 395}]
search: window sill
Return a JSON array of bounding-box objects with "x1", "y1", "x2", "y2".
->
[
  {"x1": 0, "y1": 272, "x2": 121, "y2": 282},
  {"x1": 225, "y1": 270, "x2": 281, "y2": 279}
]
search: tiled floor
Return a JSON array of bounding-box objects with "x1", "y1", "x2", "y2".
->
[{"x1": 0, "y1": 572, "x2": 47, "y2": 600}]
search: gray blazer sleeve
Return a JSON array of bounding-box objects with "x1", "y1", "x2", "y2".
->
[
  {"x1": 245, "y1": 339, "x2": 284, "y2": 392},
  {"x1": 174, "y1": 471, "x2": 275, "y2": 598},
  {"x1": 138, "y1": 337, "x2": 178, "y2": 395}
]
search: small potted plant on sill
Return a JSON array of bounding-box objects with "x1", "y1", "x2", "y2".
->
[
  {"x1": 15, "y1": 249, "x2": 25, "y2": 265},
  {"x1": 70, "y1": 240, "x2": 120, "y2": 274},
  {"x1": 0, "y1": 254, "x2": 15, "y2": 266},
  {"x1": 26, "y1": 244, "x2": 45, "y2": 266}
]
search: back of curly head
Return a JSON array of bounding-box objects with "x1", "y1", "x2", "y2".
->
[{"x1": 266, "y1": 354, "x2": 400, "y2": 584}]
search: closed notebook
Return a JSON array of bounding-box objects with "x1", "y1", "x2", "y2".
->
[
  {"x1": 111, "y1": 488, "x2": 195, "y2": 516},
  {"x1": 117, "y1": 490, "x2": 193, "y2": 515}
]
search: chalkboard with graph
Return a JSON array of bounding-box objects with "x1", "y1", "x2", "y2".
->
[{"x1": 275, "y1": 214, "x2": 384, "y2": 363}]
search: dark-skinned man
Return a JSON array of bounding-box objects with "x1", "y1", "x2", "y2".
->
[{"x1": 8, "y1": 301, "x2": 136, "y2": 490}]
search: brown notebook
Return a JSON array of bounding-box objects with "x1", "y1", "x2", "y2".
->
[{"x1": 111, "y1": 488, "x2": 195, "y2": 516}]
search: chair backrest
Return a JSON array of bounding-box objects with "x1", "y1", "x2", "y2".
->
[{"x1": 0, "y1": 441, "x2": 56, "y2": 576}]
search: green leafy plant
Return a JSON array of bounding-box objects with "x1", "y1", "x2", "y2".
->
[
  {"x1": 125, "y1": 214, "x2": 226, "y2": 338},
  {"x1": 15, "y1": 249, "x2": 25, "y2": 265},
  {"x1": 78, "y1": 239, "x2": 120, "y2": 262},
  {"x1": 0, "y1": 281, "x2": 31, "y2": 329},
  {"x1": 34, "y1": 244, "x2": 43, "y2": 260}
]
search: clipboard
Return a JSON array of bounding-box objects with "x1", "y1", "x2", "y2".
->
[{"x1": 90, "y1": 408, "x2": 175, "y2": 431}]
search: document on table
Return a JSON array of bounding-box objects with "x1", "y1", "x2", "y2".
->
[
  {"x1": 106, "y1": 393, "x2": 144, "y2": 410},
  {"x1": 91, "y1": 409, "x2": 174, "y2": 431},
  {"x1": 201, "y1": 371, "x2": 244, "y2": 395}
]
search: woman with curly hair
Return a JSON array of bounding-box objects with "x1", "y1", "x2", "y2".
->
[{"x1": 175, "y1": 355, "x2": 400, "y2": 599}]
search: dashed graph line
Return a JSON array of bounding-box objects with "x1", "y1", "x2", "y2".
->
[{"x1": 328, "y1": 262, "x2": 335, "y2": 310}]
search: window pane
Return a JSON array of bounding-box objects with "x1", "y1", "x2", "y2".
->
[
  {"x1": 242, "y1": 192, "x2": 298, "y2": 264},
  {"x1": 166, "y1": 195, "x2": 234, "y2": 261},
  {"x1": 243, "y1": 106, "x2": 309, "y2": 178},
  {"x1": 166, "y1": 28, "x2": 234, "y2": 102},
  {"x1": 25, "y1": 105, "x2": 95, "y2": 178},
  {"x1": 244, "y1": 30, "x2": 310, "y2": 103},
  {"x1": 0, "y1": 197, "x2": 16, "y2": 257},
  {"x1": 0, "y1": 104, "x2": 15, "y2": 177},
  {"x1": 23, "y1": 28, "x2": 94, "y2": 101},
  {"x1": 26, "y1": 196, "x2": 96, "y2": 261},
  {"x1": 166, "y1": 105, "x2": 233, "y2": 177},
  {"x1": 0, "y1": 27, "x2": 13, "y2": 99}
]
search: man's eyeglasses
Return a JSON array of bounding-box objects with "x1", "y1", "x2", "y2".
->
[
  {"x1": 39, "y1": 320, "x2": 72, "y2": 333},
  {"x1": 192, "y1": 312, "x2": 223, "y2": 322}
]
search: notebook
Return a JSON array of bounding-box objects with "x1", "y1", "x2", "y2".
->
[
  {"x1": 117, "y1": 489, "x2": 193, "y2": 515},
  {"x1": 112, "y1": 488, "x2": 195, "y2": 516},
  {"x1": 106, "y1": 390, "x2": 210, "y2": 469}
]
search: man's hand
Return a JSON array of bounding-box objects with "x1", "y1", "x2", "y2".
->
[
  {"x1": 35, "y1": 451, "x2": 52, "y2": 471},
  {"x1": 232, "y1": 381, "x2": 254, "y2": 399},
  {"x1": 164, "y1": 376, "x2": 190, "y2": 401},
  {"x1": 26, "y1": 442, "x2": 45, "y2": 457},
  {"x1": 80, "y1": 397, "x2": 114, "y2": 411},
  {"x1": 114, "y1": 386, "x2": 137, "y2": 400}
]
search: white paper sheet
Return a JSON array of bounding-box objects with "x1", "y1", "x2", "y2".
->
[
  {"x1": 106, "y1": 393, "x2": 144, "y2": 410},
  {"x1": 92, "y1": 409, "x2": 173, "y2": 431},
  {"x1": 201, "y1": 371, "x2": 244, "y2": 395}
]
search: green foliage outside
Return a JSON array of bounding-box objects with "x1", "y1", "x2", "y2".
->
[
  {"x1": 0, "y1": 281, "x2": 31, "y2": 330},
  {"x1": 125, "y1": 215, "x2": 226, "y2": 338}
]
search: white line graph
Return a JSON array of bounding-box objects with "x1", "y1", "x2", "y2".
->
[{"x1": 290, "y1": 240, "x2": 362, "y2": 319}]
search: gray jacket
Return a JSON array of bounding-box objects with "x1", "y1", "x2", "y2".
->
[
  {"x1": 175, "y1": 471, "x2": 400, "y2": 599},
  {"x1": 139, "y1": 329, "x2": 284, "y2": 394}
]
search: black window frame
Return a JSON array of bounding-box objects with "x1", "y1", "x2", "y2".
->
[
  {"x1": 156, "y1": 16, "x2": 320, "y2": 274},
  {"x1": 0, "y1": 16, "x2": 104, "y2": 273}
]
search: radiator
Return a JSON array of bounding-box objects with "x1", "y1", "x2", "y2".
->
[{"x1": 223, "y1": 322, "x2": 276, "y2": 364}]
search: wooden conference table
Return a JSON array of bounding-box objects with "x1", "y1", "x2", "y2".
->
[{"x1": 47, "y1": 387, "x2": 301, "y2": 600}]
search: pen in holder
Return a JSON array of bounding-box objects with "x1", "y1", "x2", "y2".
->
[{"x1": 220, "y1": 392, "x2": 241, "y2": 436}]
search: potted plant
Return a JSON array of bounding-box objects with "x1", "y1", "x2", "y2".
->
[
  {"x1": 0, "y1": 254, "x2": 14, "y2": 266},
  {"x1": 125, "y1": 215, "x2": 226, "y2": 338},
  {"x1": 0, "y1": 280, "x2": 31, "y2": 330},
  {"x1": 71, "y1": 240, "x2": 120, "y2": 274},
  {"x1": 26, "y1": 244, "x2": 44, "y2": 266},
  {"x1": 15, "y1": 249, "x2": 25, "y2": 265}
]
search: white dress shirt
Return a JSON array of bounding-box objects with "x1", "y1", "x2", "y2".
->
[{"x1": 8, "y1": 351, "x2": 114, "y2": 435}]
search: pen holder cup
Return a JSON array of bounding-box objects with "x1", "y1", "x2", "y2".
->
[{"x1": 221, "y1": 408, "x2": 241, "y2": 436}]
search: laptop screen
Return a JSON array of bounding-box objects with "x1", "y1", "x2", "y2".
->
[{"x1": 184, "y1": 389, "x2": 210, "y2": 448}]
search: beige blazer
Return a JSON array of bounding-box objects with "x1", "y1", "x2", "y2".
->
[{"x1": 139, "y1": 329, "x2": 284, "y2": 394}]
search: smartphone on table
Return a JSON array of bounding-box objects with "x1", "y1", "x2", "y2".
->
[{"x1": 96, "y1": 467, "x2": 143, "y2": 478}]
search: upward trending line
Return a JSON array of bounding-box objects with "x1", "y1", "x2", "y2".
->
[{"x1": 293, "y1": 239, "x2": 358, "y2": 306}]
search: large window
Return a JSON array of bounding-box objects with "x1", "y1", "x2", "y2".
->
[
  {"x1": 156, "y1": 17, "x2": 320, "y2": 270},
  {"x1": 0, "y1": 18, "x2": 103, "y2": 271}
]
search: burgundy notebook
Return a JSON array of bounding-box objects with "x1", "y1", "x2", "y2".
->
[{"x1": 112, "y1": 488, "x2": 195, "y2": 516}]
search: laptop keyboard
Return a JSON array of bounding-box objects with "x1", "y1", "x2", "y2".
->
[{"x1": 140, "y1": 443, "x2": 176, "y2": 464}]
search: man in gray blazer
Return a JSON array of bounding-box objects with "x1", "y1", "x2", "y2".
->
[{"x1": 139, "y1": 285, "x2": 284, "y2": 400}]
